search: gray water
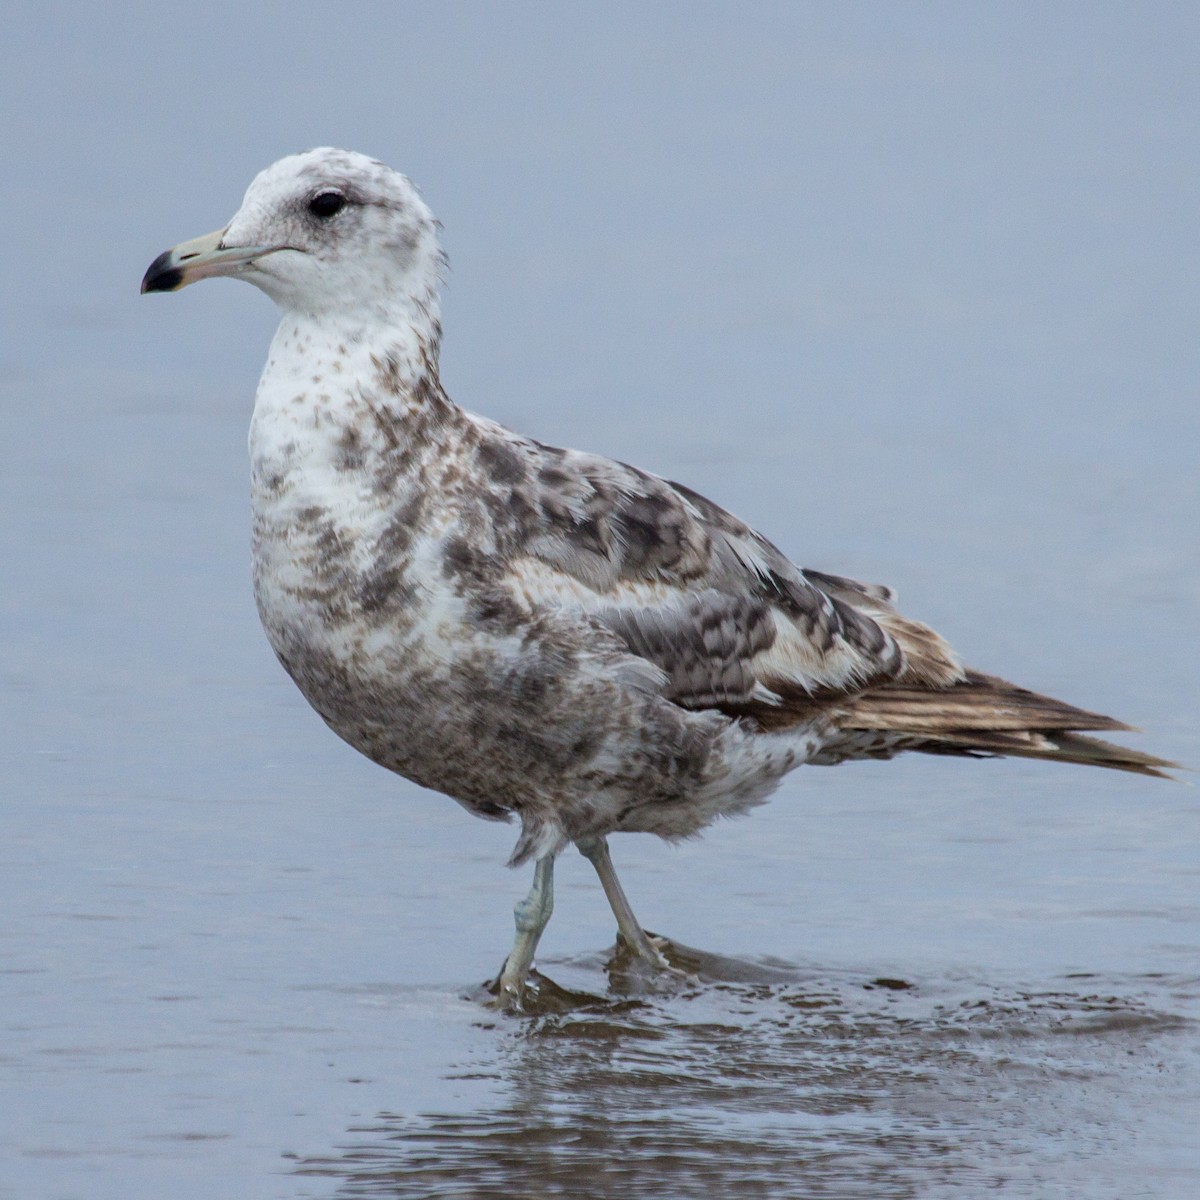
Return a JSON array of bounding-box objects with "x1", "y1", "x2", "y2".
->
[{"x1": 3, "y1": 5, "x2": 1198, "y2": 1198}]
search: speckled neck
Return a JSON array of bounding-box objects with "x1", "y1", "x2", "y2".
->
[
  {"x1": 247, "y1": 298, "x2": 462, "y2": 520},
  {"x1": 263, "y1": 289, "x2": 440, "y2": 384},
  {"x1": 259, "y1": 286, "x2": 446, "y2": 410}
]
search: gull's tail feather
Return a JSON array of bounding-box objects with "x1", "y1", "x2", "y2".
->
[
  {"x1": 900, "y1": 726, "x2": 1179, "y2": 779},
  {"x1": 821, "y1": 670, "x2": 1178, "y2": 779}
]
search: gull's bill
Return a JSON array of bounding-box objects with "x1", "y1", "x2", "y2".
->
[{"x1": 141, "y1": 228, "x2": 287, "y2": 293}]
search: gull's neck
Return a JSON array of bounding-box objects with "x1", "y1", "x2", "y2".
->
[
  {"x1": 250, "y1": 291, "x2": 462, "y2": 490},
  {"x1": 263, "y1": 284, "x2": 442, "y2": 388}
]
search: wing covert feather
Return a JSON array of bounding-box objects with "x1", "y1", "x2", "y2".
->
[{"x1": 469, "y1": 426, "x2": 962, "y2": 710}]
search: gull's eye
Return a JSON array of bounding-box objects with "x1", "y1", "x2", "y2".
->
[{"x1": 308, "y1": 190, "x2": 346, "y2": 219}]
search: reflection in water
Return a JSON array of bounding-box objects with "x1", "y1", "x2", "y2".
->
[{"x1": 294, "y1": 945, "x2": 1195, "y2": 1199}]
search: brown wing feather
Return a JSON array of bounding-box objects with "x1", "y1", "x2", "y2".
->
[
  {"x1": 817, "y1": 670, "x2": 1176, "y2": 779},
  {"x1": 494, "y1": 432, "x2": 912, "y2": 696},
  {"x1": 467, "y1": 424, "x2": 1173, "y2": 779},
  {"x1": 840, "y1": 670, "x2": 1131, "y2": 734}
]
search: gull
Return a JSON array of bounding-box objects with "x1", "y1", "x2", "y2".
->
[{"x1": 142, "y1": 148, "x2": 1172, "y2": 1004}]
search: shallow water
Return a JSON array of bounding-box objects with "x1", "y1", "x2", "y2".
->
[
  {"x1": 4, "y1": 6, "x2": 1199, "y2": 1199},
  {"x1": 298, "y1": 953, "x2": 1200, "y2": 1200}
]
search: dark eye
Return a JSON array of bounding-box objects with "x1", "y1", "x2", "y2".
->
[{"x1": 308, "y1": 190, "x2": 346, "y2": 219}]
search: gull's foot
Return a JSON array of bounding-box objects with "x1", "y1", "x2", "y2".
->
[
  {"x1": 485, "y1": 951, "x2": 547, "y2": 1012},
  {"x1": 644, "y1": 931, "x2": 676, "y2": 959},
  {"x1": 482, "y1": 966, "x2": 603, "y2": 1015},
  {"x1": 607, "y1": 930, "x2": 699, "y2": 995},
  {"x1": 484, "y1": 963, "x2": 549, "y2": 1013}
]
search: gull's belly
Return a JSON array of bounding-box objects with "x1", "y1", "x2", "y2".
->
[
  {"x1": 252, "y1": 506, "x2": 459, "y2": 729},
  {"x1": 249, "y1": 503, "x2": 625, "y2": 810}
]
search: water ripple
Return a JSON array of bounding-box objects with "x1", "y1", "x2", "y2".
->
[{"x1": 295, "y1": 948, "x2": 1198, "y2": 1199}]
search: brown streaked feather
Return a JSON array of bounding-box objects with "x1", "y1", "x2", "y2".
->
[
  {"x1": 839, "y1": 670, "x2": 1131, "y2": 734},
  {"x1": 800, "y1": 670, "x2": 1176, "y2": 779},
  {"x1": 895, "y1": 730, "x2": 1177, "y2": 779},
  {"x1": 502, "y1": 440, "x2": 916, "y2": 696},
  {"x1": 800, "y1": 570, "x2": 963, "y2": 688},
  {"x1": 458, "y1": 424, "x2": 1172, "y2": 783}
]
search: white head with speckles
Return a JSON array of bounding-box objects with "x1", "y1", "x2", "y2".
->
[{"x1": 143, "y1": 148, "x2": 445, "y2": 324}]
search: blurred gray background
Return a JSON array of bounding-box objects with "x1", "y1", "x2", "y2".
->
[{"x1": 2, "y1": 5, "x2": 1197, "y2": 1199}]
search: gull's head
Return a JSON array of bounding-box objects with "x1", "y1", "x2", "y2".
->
[{"x1": 141, "y1": 148, "x2": 443, "y2": 318}]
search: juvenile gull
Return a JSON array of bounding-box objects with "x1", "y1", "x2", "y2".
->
[{"x1": 142, "y1": 148, "x2": 1172, "y2": 1003}]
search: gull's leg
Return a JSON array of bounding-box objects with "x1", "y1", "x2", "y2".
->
[
  {"x1": 495, "y1": 853, "x2": 555, "y2": 1001},
  {"x1": 576, "y1": 836, "x2": 669, "y2": 969}
]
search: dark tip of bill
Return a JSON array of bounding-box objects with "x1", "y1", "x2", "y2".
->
[{"x1": 141, "y1": 250, "x2": 184, "y2": 293}]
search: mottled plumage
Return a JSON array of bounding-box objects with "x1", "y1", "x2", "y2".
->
[{"x1": 143, "y1": 149, "x2": 1172, "y2": 1001}]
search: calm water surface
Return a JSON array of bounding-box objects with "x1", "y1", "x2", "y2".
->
[{"x1": 3, "y1": 6, "x2": 1198, "y2": 1198}]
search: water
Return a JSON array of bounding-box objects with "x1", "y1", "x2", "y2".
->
[
  {"x1": 296, "y1": 963, "x2": 1198, "y2": 1199},
  {"x1": 3, "y1": 5, "x2": 1198, "y2": 1198}
]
